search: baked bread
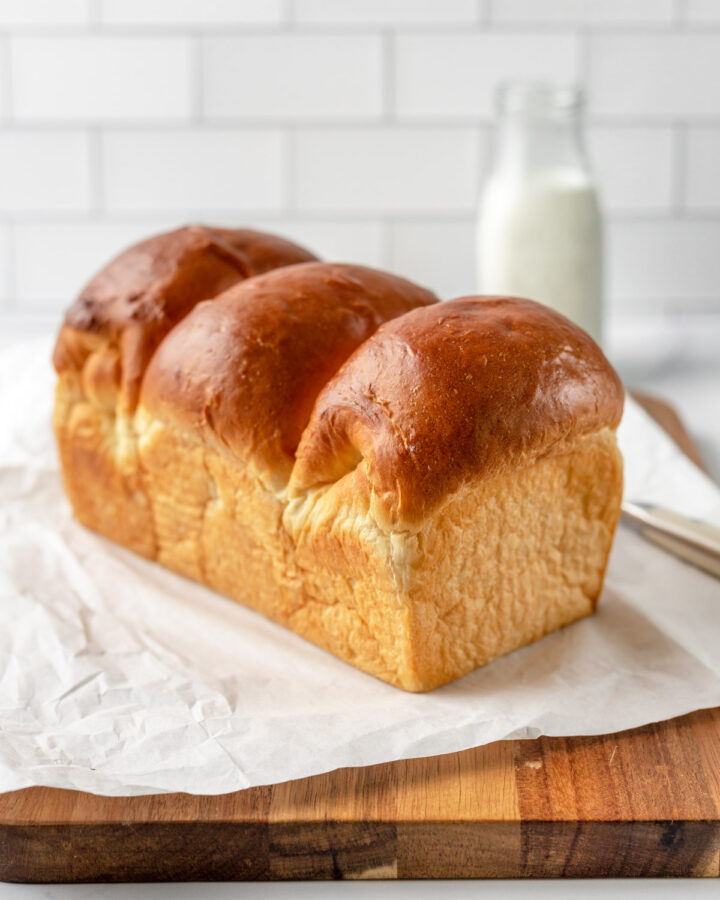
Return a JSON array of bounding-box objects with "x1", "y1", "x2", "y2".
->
[
  {"x1": 53, "y1": 226, "x2": 624, "y2": 692},
  {"x1": 53, "y1": 225, "x2": 318, "y2": 556}
]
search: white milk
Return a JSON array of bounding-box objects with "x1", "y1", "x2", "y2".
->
[{"x1": 477, "y1": 83, "x2": 604, "y2": 345}]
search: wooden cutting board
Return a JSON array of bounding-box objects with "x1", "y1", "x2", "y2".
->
[{"x1": 1, "y1": 395, "x2": 719, "y2": 882}]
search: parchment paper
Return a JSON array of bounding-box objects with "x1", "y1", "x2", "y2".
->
[{"x1": 1, "y1": 338, "x2": 719, "y2": 796}]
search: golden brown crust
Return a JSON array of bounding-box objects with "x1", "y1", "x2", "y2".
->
[
  {"x1": 52, "y1": 231, "x2": 625, "y2": 691},
  {"x1": 140, "y1": 262, "x2": 438, "y2": 488},
  {"x1": 52, "y1": 225, "x2": 317, "y2": 412},
  {"x1": 290, "y1": 296, "x2": 625, "y2": 528}
]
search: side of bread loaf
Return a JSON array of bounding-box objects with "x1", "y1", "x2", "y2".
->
[
  {"x1": 283, "y1": 298, "x2": 623, "y2": 688},
  {"x1": 53, "y1": 226, "x2": 318, "y2": 557},
  {"x1": 53, "y1": 228, "x2": 623, "y2": 691}
]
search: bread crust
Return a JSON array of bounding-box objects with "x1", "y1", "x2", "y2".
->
[
  {"x1": 52, "y1": 228, "x2": 624, "y2": 691},
  {"x1": 290, "y1": 296, "x2": 624, "y2": 529},
  {"x1": 53, "y1": 225, "x2": 317, "y2": 413},
  {"x1": 140, "y1": 262, "x2": 438, "y2": 488}
]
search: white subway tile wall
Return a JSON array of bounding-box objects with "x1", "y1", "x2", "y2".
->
[
  {"x1": 588, "y1": 128, "x2": 675, "y2": 215},
  {"x1": 395, "y1": 34, "x2": 580, "y2": 119},
  {"x1": 0, "y1": 131, "x2": 91, "y2": 212},
  {"x1": 389, "y1": 221, "x2": 477, "y2": 300},
  {"x1": 686, "y1": 128, "x2": 720, "y2": 211},
  {"x1": 294, "y1": 128, "x2": 483, "y2": 212},
  {"x1": 0, "y1": 0, "x2": 717, "y2": 326},
  {"x1": 11, "y1": 37, "x2": 194, "y2": 120},
  {"x1": 0, "y1": 1, "x2": 89, "y2": 27},
  {"x1": 261, "y1": 220, "x2": 385, "y2": 267},
  {"x1": 686, "y1": 0, "x2": 720, "y2": 24},
  {"x1": 490, "y1": 0, "x2": 676, "y2": 26},
  {"x1": 589, "y1": 35, "x2": 720, "y2": 118},
  {"x1": 0, "y1": 225, "x2": 9, "y2": 304},
  {"x1": 293, "y1": 0, "x2": 479, "y2": 27},
  {"x1": 99, "y1": 0, "x2": 284, "y2": 27},
  {"x1": 202, "y1": 36, "x2": 384, "y2": 119},
  {"x1": 102, "y1": 129, "x2": 285, "y2": 211},
  {"x1": 608, "y1": 221, "x2": 720, "y2": 309}
]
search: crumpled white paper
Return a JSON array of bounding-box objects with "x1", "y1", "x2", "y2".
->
[{"x1": 1, "y1": 337, "x2": 719, "y2": 796}]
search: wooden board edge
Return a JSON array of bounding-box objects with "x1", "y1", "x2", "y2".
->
[{"x1": 3, "y1": 820, "x2": 719, "y2": 882}]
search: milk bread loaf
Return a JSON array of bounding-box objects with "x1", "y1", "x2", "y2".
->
[{"x1": 53, "y1": 226, "x2": 623, "y2": 691}]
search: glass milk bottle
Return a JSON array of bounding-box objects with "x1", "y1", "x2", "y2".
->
[{"x1": 477, "y1": 82, "x2": 603, "y2": 344}]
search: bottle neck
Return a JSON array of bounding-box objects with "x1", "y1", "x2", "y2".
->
[{"x1": 492, "y1": 113, "x2": 588, "y2": 174}]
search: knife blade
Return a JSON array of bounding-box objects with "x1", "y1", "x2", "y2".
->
[{"x1": 621, "y1": 501, "x2": 720, "y2": 580}]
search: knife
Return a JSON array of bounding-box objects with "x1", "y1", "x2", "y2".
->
[{"x1": 621, "y1": 501, "x2": 720, "y2": 580}]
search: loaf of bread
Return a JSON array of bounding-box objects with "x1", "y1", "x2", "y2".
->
[{"x1": 53, "y1": 225, "x2": 624, "y2": 692}]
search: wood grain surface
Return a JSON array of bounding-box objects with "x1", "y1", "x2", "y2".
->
[{"x1": 1, "y1": 394, "x2": 718, "y2": 882}]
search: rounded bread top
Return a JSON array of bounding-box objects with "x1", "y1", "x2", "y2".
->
[
  {"x1": 289, "y1": 296, "x2": 624, "y2": 528},
  {"x1": 140, "y1": 262, "x2": 439, "y2": 489},
  {"x1": 53, "y1": 225, "x2": 317, "y2": 410}
]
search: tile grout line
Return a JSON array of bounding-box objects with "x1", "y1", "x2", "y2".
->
[
  {"x1": 87, "y1": 0, "x2": 101, "y2": 28},
  {"x1": 578, "y1": 27, "x2": 591, "y2": 89},
  {"x1": 673, "y1": 122, "x2": 688, "y2": 217},
  {"x1": 1, "y1": 24, "x2": 718, "y2": 37},
  {"x1": 5, "y1": 223, "x2": 16, "y2": 312},
  {"x1": 283, "y1": 127, "x2": 296, "y2": 215},
  {"x1": 4, "y1": 117, "x2": 719, "y2": 130},
  {"x1": 192, "y1": 34, "x2": 204, "y2": 122},
  {"x1": 379, "y1": 220, "x2": 393, "y2": 271},
  {"x1": 674, "y1": 0, "x2": 689, "y2": 27},
  {"x1": 1, "y1": 32, "x2": 13, "y2": 123},
  {"x1": 88, "y1": 127, "x2": 104, "y2": 215},
  {"x1": 382, "y1": 30, "x2": 395, "y2": 123},
  {"x1": 3, "y1": 211, "x2": 720, "y2": 225}
]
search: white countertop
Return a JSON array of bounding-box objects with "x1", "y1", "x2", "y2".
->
[
  {"x1": 1, "y1": 315, "x2": 718, "y2": 897},
  {"x1": 1, "y1": 879, "x2": 719, "y2": 898}
]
